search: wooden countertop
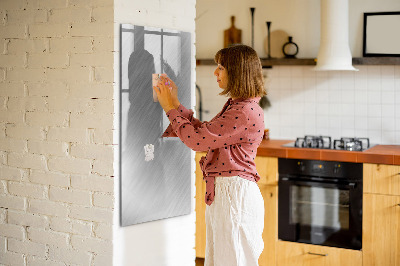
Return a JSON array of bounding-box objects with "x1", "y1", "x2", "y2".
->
[{"x1": 255, "y1": 139, "x2": 400, "y2": 165}]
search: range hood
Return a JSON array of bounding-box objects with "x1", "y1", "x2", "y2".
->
[{"x1": 314, "y1": 0, "x2": 358, "y2": 71}]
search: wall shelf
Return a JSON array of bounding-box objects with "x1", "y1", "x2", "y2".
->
[
  {"x1": 196, "y1": 57, "x2": 400, "y2": 67},
  {"x1": 352, "y1": 57, "x2": 400, "y2": 65}
]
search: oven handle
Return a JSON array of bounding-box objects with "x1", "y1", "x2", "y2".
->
[{"x1": 280, "y1": 177, "x2": 357, "y2": 189}]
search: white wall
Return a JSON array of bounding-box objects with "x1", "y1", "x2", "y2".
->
[
  {"x1": 197, "y1": 64, "x2": 400, "y2": 145},
  {"x1": 196, "y1": 0, "x2": 400, "y2": 145},
  {"x1": 196, "y1": 0, "x2": 400, "y2": 58},
  {"x1": 265, "y1": 65, "x2": 400, "y2": 144},
  {"x1": 113, "y1": 0, "x2": 197, "y2": 266}
]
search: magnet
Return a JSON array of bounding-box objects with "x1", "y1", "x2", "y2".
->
[
  {"x1": 152, "y1": 73, "x2": 170, "y2": 102},
  {"x1": 144, "y1": 144, "x2": 154, "y2": 161}
]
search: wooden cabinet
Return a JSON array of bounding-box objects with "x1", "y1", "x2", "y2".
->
[
  {"x1": 363, "y1": 193, "x2": 400, "y2": 266},
  {"x1": 255, "y1": 156, "x2": 279, "y2": 266},
  {"x1": 363, "y1": 163, "x2": 400, "y2": 266},
  {"x1": 255, "y1": 156, "x2": 278, "y2": 186},
  {"x1": 195, "y1": 154, "x2": 278, "y2": 264},
  {"x1": 364, "y1": 163, "x2": 400, "y2": 196},
  {"x1": 276, "y1": 241, "x2": 362, "y2": 266},
  {"x1": 195, "y1": 158, "x2": 400, "y2": 265},
  {"x1": 195, "y1": 152, "x2": 207, "y2": 258},
  {"x1": 259, "y1": 184, "x2": 278, "y2": 266}
]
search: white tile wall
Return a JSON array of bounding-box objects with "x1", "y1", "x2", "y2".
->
[{"x1": 196, "y1": 65, "x2": 400, "y2": 145}]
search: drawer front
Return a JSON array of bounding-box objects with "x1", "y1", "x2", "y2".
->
[
  {"x1": 364, "y1": 164, "x2": 400, "y2": 196},
  {"x1": 277, "y1": 241, "x2": 362, "y2": 266}
]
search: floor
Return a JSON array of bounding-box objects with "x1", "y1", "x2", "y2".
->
[{"x1": 195, "y1": 257, "x2": 205, "y2": 266}]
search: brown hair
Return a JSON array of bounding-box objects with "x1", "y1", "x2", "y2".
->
[{"x1": 214, "y1": 44, "x2": 267, "y2": 99}]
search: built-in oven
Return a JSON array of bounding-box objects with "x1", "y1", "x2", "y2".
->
[{"x1": 278, "y1": 158, "x2": 363, "y2": 250}]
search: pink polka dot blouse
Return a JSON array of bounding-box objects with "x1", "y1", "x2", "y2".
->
[{"x1": 162, "y1": 97, "x2": 265, "y2": 206}]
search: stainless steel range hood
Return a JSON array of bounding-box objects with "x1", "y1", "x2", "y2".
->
[{"x1": 314, "y1": 0, "x2": 358, "y2": 71}]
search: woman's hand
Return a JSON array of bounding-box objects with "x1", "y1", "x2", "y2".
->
[
  {"x1": 153, "y1": 77, "x2": 175, "y2": 113},
  {"x1": 160, "y1": 75, "x2": 180, "y2": 108}
]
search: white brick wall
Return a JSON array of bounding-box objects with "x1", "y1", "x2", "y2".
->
[{"x1": 0, "y1": 0, "x2": 114, "y2": 265}]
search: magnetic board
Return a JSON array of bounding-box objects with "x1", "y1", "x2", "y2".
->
[{"x1": 120, "y1": 24, "x2": 192, "y2": 226}]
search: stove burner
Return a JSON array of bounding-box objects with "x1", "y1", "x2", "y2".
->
[
  {"x1": 295, "y1": 135, "x2": 332, "y2": 149},
  {"x1": 286, "y1": 136, "x2": 372, "y2": 151},
  {"x1": 333, "y1": 137, "x2": 370, "y2": 151}
]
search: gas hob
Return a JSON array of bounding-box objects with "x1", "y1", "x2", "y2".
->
[{"x1": 282, "y1": 135, "x2": 375, "y2": 151}]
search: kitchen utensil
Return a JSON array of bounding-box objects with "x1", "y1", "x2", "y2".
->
[
  {"x1": 250, "y1": 7, "x2": 255, "y2": 48},
  {"x1": 224, "y1": 16, "x2": 242, "y2": 48},
  {"x1": 282, "y1": 36, "x2": 299, "y2": 58},
  {"x1": 266, "y1": 21, "x2": 272, "y2": 58}
]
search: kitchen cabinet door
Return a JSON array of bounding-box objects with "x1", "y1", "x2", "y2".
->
[
  {"x1": 259, "y1": 185, "x2": 278, "y2": 266},
  {"x1": 195, "y1": 152, "x2": 207, "y2": 258},
  {"x1": 276, "y1": 241, "x2": 362, "y2": 266},
  {"x1": 363, "y1": 193, "x2": 400, "y2": 266},
  {"x1": 364, "y1": 164, "x2": 400, "y2": 196},
  {"x1": 255, "y1": 156, "x2": 278, "y2": 186}
]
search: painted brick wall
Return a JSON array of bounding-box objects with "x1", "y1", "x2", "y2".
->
[{"x1": 0, "y1": 0, "x2": 114, "y2": 265}]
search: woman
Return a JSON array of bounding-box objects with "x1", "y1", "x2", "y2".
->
[{"x1": 153, "y1": 44, "x2": 267, "y2": 266}]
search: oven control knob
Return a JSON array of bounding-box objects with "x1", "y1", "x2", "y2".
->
[
  {"x1": 334, "y1": 167, "x2": 339, "y2": 174},
  {"x1": 334, "y1": 164, "x2": 341, "y2": 174},
  {"x1": 298, "y1": 161, "x2": 305, "y2": 171}
]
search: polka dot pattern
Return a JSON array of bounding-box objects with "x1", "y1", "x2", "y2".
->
[{"x1": 162, "y1": 97, "x2": 265, "y2": 206}]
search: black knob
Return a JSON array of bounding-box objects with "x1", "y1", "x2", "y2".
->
[{"x1": 334, "y1": 167, "x2": 339, "y2": 174}]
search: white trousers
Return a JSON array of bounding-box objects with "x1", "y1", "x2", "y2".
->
[{"x1": 205, "y1": 176, "x2": 265, "y2": 266}]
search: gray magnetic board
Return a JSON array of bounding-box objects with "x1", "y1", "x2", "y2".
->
[{"x1": 120, "y1": 24, "x2": 192, "y2": 226}]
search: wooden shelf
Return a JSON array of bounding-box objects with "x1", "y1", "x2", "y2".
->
[
  {"x1": 260, "y1": 58, "x2": 316, "y2": 66},
  {"x1": 195, "y1": 58, "x2": 315, "y2": 68},
  {"x1": 352, "y1": 57, "x2": 400, "y2": 65},
  {"x1": 196, "y1": 57, "x2": 400, "y2": 67}
]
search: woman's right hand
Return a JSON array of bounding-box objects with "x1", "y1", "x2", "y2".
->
[{"x1": 160, "y1": 75, "x2": 180, "y2": 108}]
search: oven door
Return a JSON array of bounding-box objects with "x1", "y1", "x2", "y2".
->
[{"x1": 278, "y1": 176, "x2": 362, "y2": 250}]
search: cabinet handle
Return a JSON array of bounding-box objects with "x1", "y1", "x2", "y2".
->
[
  {"x1": 397, "y1": 204, "x2": 400, "y2": 207},
  {"x1": 307, "y1": 252, "x2": 328, "y2": 256}
]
